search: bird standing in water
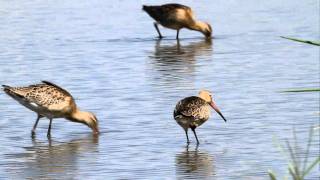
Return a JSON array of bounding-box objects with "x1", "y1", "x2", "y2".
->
[
  {"x1": 142, "y1": 3, "x2": 212, "y2": 39},
  {"x1": 174, "y1": 90, "x2": 226, "y2": 144},
  {"x1": 2, "y1": 81, "x2": 99, "y2": 137}
]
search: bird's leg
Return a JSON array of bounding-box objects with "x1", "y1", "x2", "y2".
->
[
  {"x1": 31, "y1": 114, "x2": 42, "y2": 136},
  {"x1": 185, "y1": 129, "x2": 190, "y2": 144},
  {"x1": 191, "y1": 127, "x2": 200, "y2": 144},
  {"x1": 47, "y1": 118, "x2": 53, "y2": 138},
  {"x1": 176, "y1": 39, "x2": 181, "y2": 52},
  {"x1": 176, "y1": 29, "x2": 180, "y2": 40},
  {"x1": 153, "y1": 22, "x2": 163, "y2": 39}
]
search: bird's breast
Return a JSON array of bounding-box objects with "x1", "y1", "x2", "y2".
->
[{"x1": 193, "y1": 104, "x2": 211, "y2": 120}]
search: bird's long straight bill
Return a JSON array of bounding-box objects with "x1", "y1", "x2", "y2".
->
[{"x1": 210, "y1": 102, "x2": 227, "y2": 122}]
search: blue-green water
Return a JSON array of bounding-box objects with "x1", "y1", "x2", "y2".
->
[{"x1": 0, "y1": 0, "x2": 319, "y2": 179}]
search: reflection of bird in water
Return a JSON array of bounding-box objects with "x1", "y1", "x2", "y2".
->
[
  {"x1": 148, "y1": 39, "x2": 212, "y2": 88},
  {"x1": 2, "y1": 81, "x2": 99, "y2": 137},
  {"x1": 142, "y1": 3, "x2": 212, "y2": 39},
  {"x1": 175, "y1": 146, "x2": 215, "y2": 179},
  {"x1": 6, "y1": 135, "x2": 99, "y2": 179},
  {"x1": 152, "y1": 38, "x2": 212, "y2": 62},
  {"x1": 174, "y1": 90, "x2": 227, "y2": 144}
]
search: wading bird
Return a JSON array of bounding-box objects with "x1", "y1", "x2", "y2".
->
[
  {"x1": 174, "y1": 90, "x2": 226, "y2": 144},
  {"x1": 2, "y1": 81, "x2": 99, "y2": 137},
  {"x1": 142, "y1": 3, "x2": 212, "y2": 39}
]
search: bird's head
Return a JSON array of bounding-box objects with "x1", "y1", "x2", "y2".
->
[
  {"x1": 68, "y1": 110, "x2": 99, "y2": 134},
  {"x1": 198, "y1": 90, "x2": 227, "y2": 122},
  {"x1": 200, "y1": 22, "x2": 212, "y2": 38}
]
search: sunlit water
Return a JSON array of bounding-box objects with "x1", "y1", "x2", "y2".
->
[{"x1": 0, "y1": 0, "x2": 319, "y2": 179}]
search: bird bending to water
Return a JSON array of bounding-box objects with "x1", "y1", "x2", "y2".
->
[
  {"x1": 142, "y1": 3, "x2": 212, "y2": 39},
  {"x1": 174, "y1": 90, "x2": 226, "y2": 144},
  {"x1": 2, "y1": 81, "x2": 99, "y2": 137}
]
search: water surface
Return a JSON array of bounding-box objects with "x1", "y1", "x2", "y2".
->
[{"x1": 0, "y1": 0, "x2": 319, "y2": 179}]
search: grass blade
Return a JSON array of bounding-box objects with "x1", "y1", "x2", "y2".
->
[
  {"x1": 302, "y1": 127, "x2": 314, "y2": 173},
  {"x1": 302, "y1": 157, "x2": 320, "y2": 178},
  {"x1": 281, "y1": 88, "x2": 320, "y2": 93},
  {"x1": 281, "y1": 36, "x2": 320, "y2": 46},
  {"x1": 268, "y1": 170, "x2": 277, "y2": 180},
  {"x1": 288, "y1": 165, "x2": 300, "y2": 180}
]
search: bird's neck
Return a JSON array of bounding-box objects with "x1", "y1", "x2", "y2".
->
[
  {"x1": 188, "y1": 21, "x2": 207, "y2": 33},
  {"x1": 68, "y1": 109, "x2": 87, "y2": 124}
]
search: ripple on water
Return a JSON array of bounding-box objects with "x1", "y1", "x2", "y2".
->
[{"x1": 0, "y1": 0, "x2": 319, "y2": 179}]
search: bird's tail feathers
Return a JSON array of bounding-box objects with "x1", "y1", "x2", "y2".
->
[
  {"x1": 142, "y1": 5, "x2": 156, "y2": 13},
  {"x1": 2, "y1": 85, "x2": 11, "y2": 92},
  {"x1": 142, "y1": 5, "x2": 148, "y2": 11},
  {"x1": 2, "y1": 85, "x2": 24, "y2": 99}
]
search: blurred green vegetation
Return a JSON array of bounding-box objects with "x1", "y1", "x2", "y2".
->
[{"x1": 268, "y1": 127, "x2": 320, "y2": 180}]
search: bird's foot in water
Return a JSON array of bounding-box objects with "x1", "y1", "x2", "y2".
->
[{"x1": 31, "y1": 131, "x2": 36, "y2": 138}]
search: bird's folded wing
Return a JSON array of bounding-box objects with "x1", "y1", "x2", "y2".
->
[
  {"x1": 175, "y1": 96, "x2": 206, "y2": 119},
  {"x1": 8, "y1": 84, "x2": 74, "y2": 112}
]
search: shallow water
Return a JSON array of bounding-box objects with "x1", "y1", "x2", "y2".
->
[{"x1": 0, "y1": 0, "x2": 319, "y2": 179}]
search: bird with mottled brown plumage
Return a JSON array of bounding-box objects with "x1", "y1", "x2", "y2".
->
[
  {"x1": 2, "y1": 81, "x2": 99, "y2": 137},
  {"x1": 142, "y1": 3, "x2": 212, "y2": 39},
  {"x1": 174, "y1": 90, "x2": 226, "y2": 144}
]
